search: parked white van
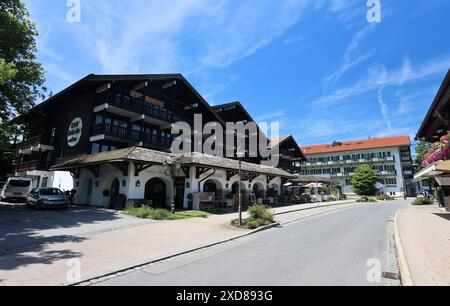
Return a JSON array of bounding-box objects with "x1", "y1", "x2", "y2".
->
[{"x1": 1, "y1": 177, "x2": 33, "y2": 201}]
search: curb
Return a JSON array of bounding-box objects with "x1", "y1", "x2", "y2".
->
[
  {"x1": 69, "y1": 222, "x2": 281, "y2": 286},
  {"x1": 70, "y1": 201, "x2": 354, "y2": 286},
  {"x1": 393, "y1": 210, "x2": 415, "y2": 286}
]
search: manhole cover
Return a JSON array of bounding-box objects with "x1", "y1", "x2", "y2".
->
[{"x1": 382, "y1": 272, "x2": 400, "y2": 280}]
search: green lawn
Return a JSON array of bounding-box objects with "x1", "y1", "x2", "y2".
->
[{"x1": 124, "y1": 207, "x2": 210, "y2": 220}]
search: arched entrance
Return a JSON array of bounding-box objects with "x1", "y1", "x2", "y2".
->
[
  {"x1": 203, "y1": 179, "x2": 222, "y2": 193},
  {"x1": 110, "y1": 178, "x2": 120, "y2": 209},
  {"x1": 231, "y1": 181, "x2": 248, "y2": 207},
  {"x1": 253, "y1": 182, "x2": 265, "y2": 199},
  {"x1": 145, "y1": 178, "x2": 167, "y2": 208}
]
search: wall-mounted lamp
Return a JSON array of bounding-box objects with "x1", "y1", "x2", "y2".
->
[
  {"x1": 136, "y1": 180, "x2": 141, "y2": 188},
  {"x1": 226, "y1": 183, "x2": 229, "y2": 189},
  {"x1": 122, "y1": 180, "x2": 127, "y2": 187},
  {"x1": 76, "y1": 182, "x2": 80, "y2": 187},
  {"x1": 248, "y1": 184, "x2": 252, "y2": 189},
  {"x1": 95, "y1": 181, "x2": 99, "y2": 188},
  {"x1": 186, "y1": 182, "x2": 190, "y2": 189}
]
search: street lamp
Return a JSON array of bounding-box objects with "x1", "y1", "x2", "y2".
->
[{"x1": 164, "y1": 156, "x2": 183, "y2": 214}]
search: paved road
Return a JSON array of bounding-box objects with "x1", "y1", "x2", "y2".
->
[
  {"x1": 93, "y1": 200, "x2": 408, "y2": 286},
  {"x1": 0, "y1": 202, "x2": 153, "y2": 254}
]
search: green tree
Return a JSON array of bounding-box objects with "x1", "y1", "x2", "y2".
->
[
  {"x1": 0, "y1": 0, "x2": 45, "y2": 178},
  {"x1": 352, "y1": 164, "x2": 378, "y2": 196},
  {"x1": 414, "y1": 140, "x2": 432, "y2": 168}
]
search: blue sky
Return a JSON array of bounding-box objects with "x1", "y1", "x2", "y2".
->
[{"x1": 24, "y1": 0, "x2": 450, "y2": 146}]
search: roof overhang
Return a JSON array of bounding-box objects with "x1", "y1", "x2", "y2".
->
[
  {"x1": 414, "y1": 160, "x2": 450, "y2": 181},
  {"x1": 416, "y1": 69, "x2": 450, "y2": 141}
]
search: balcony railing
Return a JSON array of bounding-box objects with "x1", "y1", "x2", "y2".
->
[
  {"x1": 15, "y1": 135, "x2": 43, "y2": 152},
  {"x1": 92, "y1": 123, "x2": 171, "y2": 148},
  {"x1": 302, "y1": 156, "x2": 396, "y2": 168},
  {"x1": 97, "y1": 94, "x2": 192, "y2": 124}
]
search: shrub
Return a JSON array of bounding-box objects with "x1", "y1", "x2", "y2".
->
[
  {"x1": 125, "y1": 207, "x2": 208, "y2": 220},
  {"x1": 413, "y1": 198, "x2": 433, "y2": 205},
  {"x1": 357, "y1": 196, "x2": 377, "y2": 203},
  {"x1": 231, "y1": 205, "x2": 274, "y2": 229},
  {"x1": 151, "y1": 209, "x2": 173, "y2": 220},
  {"x1": 376, "y1": 194, "x2": 394, "y2": 201},
  {"x1": 248, "y1": 205, "x2": 274, "y2": 223},
  {"x1": 436, "y1": 188, "x2": 445, "y2": 207}
]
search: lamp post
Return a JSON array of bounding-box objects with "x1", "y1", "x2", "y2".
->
[
  {"x1": 164, "y1": 157, "x2": 183, "y2": 214},
  {"x1": 238, "y1": 158, "x2": 243, "y2": 227}
]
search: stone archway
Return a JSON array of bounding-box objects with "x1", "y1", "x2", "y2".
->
[{"x1": 145, "y1": 178, "x2": 167, "y2": 208}]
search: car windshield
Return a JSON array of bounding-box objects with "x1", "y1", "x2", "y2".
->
[
  {"x1": 9, "y1": 180, "x2": 31, "y2": 188},
  {"x1": 39, "y1": 188, "x2": 63, "y2": 196}
]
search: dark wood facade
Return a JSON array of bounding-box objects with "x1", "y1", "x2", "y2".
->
[
  {"x1": 12, "y1": 74, "x2": 224, "y2": 174},
  {"x1": 12, "y1": 75, "x2": 292, "y2": 175},
  {"x1": 269, "y1": 136, "x2": 306, "y2": 174}
]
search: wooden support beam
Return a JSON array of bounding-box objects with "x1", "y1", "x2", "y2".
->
[
  {"x1": 267, "y1": 175, "x2": 276, "y2": 184},
  {"x1": 248, "y1": 173, "x2": 261, "y2": 183},
  {"x1": 133, "y1": 163, "x2": 154, "y2": 177},
  {"x1": 86, "y1": 165, "x2": 100, "y2": 178},
  {"x1": 226, "y1": 170, "x2": 239, "y2": 181},
  {"x1": 110, "y1": 162, "x2": 129, "y2": 176},
  {"x1": 69, "y1": 168, "x2": 80, "y2": 179},
  {"x1": 196, "y1": 166, "x2": 212, "y2": 179},
  {"x1": 181, "y1": 166, "x2": 191, "y2": 178}
]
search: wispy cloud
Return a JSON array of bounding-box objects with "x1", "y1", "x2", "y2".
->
[
  {"x1": 324, "y1": 26, "x2": 374, "y2": 89},
  {"x1": 313, "y1": 55, "x2": 450, "y2": 106},
  {"x1": 377, "y1": 88, "x2": 392, "y2": 130}
]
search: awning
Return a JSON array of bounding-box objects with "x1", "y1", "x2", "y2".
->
[
  {"x1": 305, "y1": 183, "x2": 324, "y2": 188},
  {"x1": 435, "y1": 176, "x2": 450, "y2": 187},
  {"x1": 51, "y1": 146, "x2": 294, "y2": 178},
  {"x1": 414, "y1": 160, "x2": 450, "y2": 181}
]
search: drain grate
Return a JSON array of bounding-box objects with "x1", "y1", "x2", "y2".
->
[{"x1": 382, "y1": 272, "x2": 400, "y2": 280}]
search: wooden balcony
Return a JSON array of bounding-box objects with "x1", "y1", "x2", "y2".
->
[
  {"x1": 90, "y1": 123, "x2": 172, "y2": 149},
  {"x1": 15, "y1": 135, "x2": 54, "y2": 155}
]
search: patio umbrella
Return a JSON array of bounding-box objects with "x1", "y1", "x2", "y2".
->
[{"x1": 305, "y1": 183, "x2": 324, "y2": 188}]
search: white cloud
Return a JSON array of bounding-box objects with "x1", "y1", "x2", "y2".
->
[
  {"x1": 324, "y1": 25, "x2": 374, "y2": 89},
  {"x1": 313, "y1": 55, "x2": 450, "y2": 106},
  {"x1": 377, "y1": 88, "x2": 392, "y2": 130},
  {"x1": 198, "y1": 0, "x2": 310, "y2": 68}
]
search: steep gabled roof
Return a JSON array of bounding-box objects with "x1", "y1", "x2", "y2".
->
[
  {"x1": 13, "y1": 73, "x2": 224, "y2": 125},
  {"x1": 269, "y1": 135, "x2": 306, "y2": 160}
]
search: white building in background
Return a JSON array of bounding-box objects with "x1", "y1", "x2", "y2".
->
[{"x1": 300, "y1": 136, "x2": 416, "y2": 197}]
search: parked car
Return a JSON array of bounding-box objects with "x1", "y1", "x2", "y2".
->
[
  {"x1": 417, "y1": 191, "x2": 433, "y2": 199},
  {"x1": 1, "y1": 177, "x2": 33, "y2": 202},
  {"x1": 26, "y1": 188, "x2": 69, "y2": 210}
]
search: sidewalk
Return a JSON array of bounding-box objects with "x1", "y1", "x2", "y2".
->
[
  {"x1": 0, "y1": 200, "x2": 355, "y2": 286},
  {"x1": 396, "y1": 204, "x2": 450, "y2": 286}
]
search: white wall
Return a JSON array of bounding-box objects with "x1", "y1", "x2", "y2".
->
[
  {"x1": 74, "y1": 162, "x2": 283, "y2": 209},
  {"x1": 304, "y1": 146, "x2": 406, "y2": 196}
]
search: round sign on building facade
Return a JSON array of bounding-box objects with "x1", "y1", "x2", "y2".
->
[{"x1": 67, "y1": 117, "x2": 83, "y2": 147}]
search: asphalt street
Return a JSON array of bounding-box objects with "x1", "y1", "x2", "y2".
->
[{"x1": 93, "y1": 200, "x2": 407, "y2": 286}]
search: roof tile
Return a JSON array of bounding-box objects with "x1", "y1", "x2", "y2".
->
[{"x1": 301, "y1": 136, "x2": 411, "y2": 155}]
